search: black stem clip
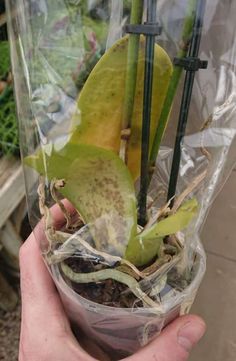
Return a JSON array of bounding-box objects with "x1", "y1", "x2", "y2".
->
[
  {"x1": 124, "y1": 23, "x2": 162, "y2": 36},
  {"x1": 173, "y1": 56, "x2": 208, "y2": 72}
]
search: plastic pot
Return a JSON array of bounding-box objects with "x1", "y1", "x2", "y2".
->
[{"x1": 51, "y1": 241, "x2": 206, "y2": 359}]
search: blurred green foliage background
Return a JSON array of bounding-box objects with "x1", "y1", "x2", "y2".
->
[{"x1": 0, "y1": 40, "x2": 19, "y2": 157}]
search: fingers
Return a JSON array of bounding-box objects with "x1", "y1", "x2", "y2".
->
[
  {"x1": 20, "y1": 199, "x2": 76, "y2": 330},
  {"x1": 20, "y1": 201, "x2": 101, "y2": 361},
  {"x1": 20, "y1": 233, "x2": 71, "y2": 334},
  {"x1": 50, "y1": 199, "x2": 76, "y2": 229},
  {"x1": 126, "y1": 315, "x2": 206, "y2": 361},
  {"x1": 19, "y1": 233, "x2": 96, "y2": 361},
  {"x1": 20, "y1": 198, "x2": 79, "y2": 330}
]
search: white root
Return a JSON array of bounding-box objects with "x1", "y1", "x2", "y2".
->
[
  {"x1": 61, "y1": 262, "x2": 162, "y2": 311},
  {"x1": 51, "y1": 230, "x2": 146, "y2": 279},
  {"x1": 38, "y1": 178, "x2": 57, "y2": 252},
  {"x1": 50, "y1": 179, "x2": 72, "y2": 229}
]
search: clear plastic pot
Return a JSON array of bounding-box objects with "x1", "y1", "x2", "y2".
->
[{"x1": 52, "y1": 240, "x2": 206, "y2": 359}]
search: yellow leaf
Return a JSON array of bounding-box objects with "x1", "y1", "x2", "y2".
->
[
  {"x1": 70, "y1": 35, "x2": 173, "y2": 179},
  {"x1": 25, "y1": 142, "x2": 137, "y2": 257}
]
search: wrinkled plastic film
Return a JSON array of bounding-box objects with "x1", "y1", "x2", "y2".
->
[
  {"x1": 6, "y1": 0, "x2": 236, "y2": 357},
  {"x1": 106, "y1": 0, "x2": 123, "y2": 50},
  {"x1": 52, "y1": 238, "x2": 206, "y2": 357}
]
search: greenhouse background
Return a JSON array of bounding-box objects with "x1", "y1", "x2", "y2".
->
[{"x1": 0, "y1": 0, "x2": 236, "y2": 360}]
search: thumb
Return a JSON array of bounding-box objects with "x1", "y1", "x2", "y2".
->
[{"x1": 126, "y1": 315, "x2": 206, "y2": 361}]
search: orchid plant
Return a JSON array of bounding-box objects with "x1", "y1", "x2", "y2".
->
[{"x1": 25, "y1": 0, "x2": 201, "y2": 306}]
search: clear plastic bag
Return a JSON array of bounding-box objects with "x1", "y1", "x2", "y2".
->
[{"x1": 6, "y1": 0, "x2": 236, "y2": 358}]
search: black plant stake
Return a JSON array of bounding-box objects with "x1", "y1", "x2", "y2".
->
[
  {"x1": 138, "y1": 0, "x2": 158, "y2": 226},
  {"x1": 167, "y1": 0, "x2": 208, "y2": 204}
]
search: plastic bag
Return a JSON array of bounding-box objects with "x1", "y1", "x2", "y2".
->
[{"x1": 6, "y1": 0, "x2": 236, "y2": 358}]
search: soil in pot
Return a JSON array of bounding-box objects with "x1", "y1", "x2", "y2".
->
[
  {"x1": 61, "y1": 258, "x2": 142, "y2": 308},
  {"x1": 59, "y1": 251, "x2": 193, "y2": 310}
]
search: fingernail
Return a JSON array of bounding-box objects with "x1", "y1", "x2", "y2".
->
[{"x1": 178, "y1": 320, "x2": 206, "y2": 352}]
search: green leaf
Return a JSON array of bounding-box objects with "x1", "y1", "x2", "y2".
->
[
  {"x1": 125, "y1": 198, "x2": 198, "y2": 266},
  {"x1": 125, "y1": 237, "x2": 163, "y2": 268},
  {"x1": 25, "y1": 142, "x2": 137, "y2": 257},
  {"x1": 140, "y1": 198, "x2": 198, "y2": 239},
  {"x1": 70, "y1": 35, "x2": 173, "y2": 180}
]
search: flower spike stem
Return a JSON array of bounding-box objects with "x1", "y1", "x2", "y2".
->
[{"x1": 120, "y1": 0, "x2": 144, "y2": 163}]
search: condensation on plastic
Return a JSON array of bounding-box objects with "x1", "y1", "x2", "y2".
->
[{"x1": 6, "y1": 0, "x2": 236, "y2": 357}]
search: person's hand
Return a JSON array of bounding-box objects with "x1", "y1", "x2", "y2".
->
[{"x1": 19, "y1": 233, "x2": 206, "y2": 361}]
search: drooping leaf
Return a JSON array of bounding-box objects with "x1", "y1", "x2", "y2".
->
[
  {"x1": 139, "y1": 198, "x2": 198, "y2": 239},
  {"x1": 25, "y1": 142, "x2": 137, "y2": 257},
  {"x1": 125, "y1": 198, "x2": 198, "y2": 266},
  {"x1": 70, "y1": 35, "x2": 173, "y2": 179}
]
